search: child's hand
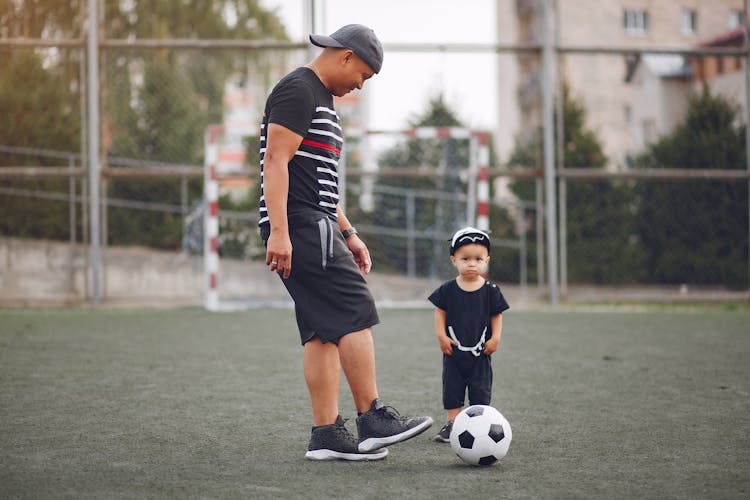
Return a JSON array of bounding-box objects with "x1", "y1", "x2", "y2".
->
[
  {"x1": 437, "y1": 335, "x2": 458, "y2": 355},
  {"x1": 483, "y1": 335, "x2": 500, "y2": 355}
]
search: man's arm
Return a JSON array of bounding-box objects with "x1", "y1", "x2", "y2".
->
[
  {"x1": 336, "y1": 204, "x2": 371, "y2": 275},
  {"x1": 264, "y1": 123, "x2": 304, "y2": 279}
]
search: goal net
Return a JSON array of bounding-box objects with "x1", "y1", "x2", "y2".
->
[{"x1": 201, "y1": 126, "x2": 491, "y2": 311}]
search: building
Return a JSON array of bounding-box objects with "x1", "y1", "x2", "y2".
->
[
  {"x1": 691, "y1": 26, "x2": 747, "y2": 117},
  {"x1": 625, "y1": 54, "x2": 692, "y2": 156},
  {"x1": 215, "y1": 52, "x2": 299, "y2": 201},
  {"x1": 625, "y1": 21, "x2": 748, "y2": 157},
  {"x1": 515, "y1": 0, "x2": 744, "y2": 167}
]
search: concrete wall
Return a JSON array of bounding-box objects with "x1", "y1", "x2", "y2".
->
[
  {"x1": 0, "y1": 237, "x2": 443, "y2": 308},
  {"x1": 0, "y1": 237, "x2": 203, "y2": 306},
  {"x1": 2, "y1": 237, "x2": 745, "y2": 307}
]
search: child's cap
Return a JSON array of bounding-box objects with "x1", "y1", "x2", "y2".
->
[{"x1": 450, "y1": 227, "x2": 491, "y2": 255}]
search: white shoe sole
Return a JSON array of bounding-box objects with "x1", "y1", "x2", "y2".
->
[
  {"x1": 305, "y1": 447, "x2": 389, "y2": 461},
  {"x1": 358, "y1": 417, "x2": 434, "y2": 452}
]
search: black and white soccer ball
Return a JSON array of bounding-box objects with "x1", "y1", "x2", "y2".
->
[{"x1": 450, "y1": 405, "x2": 512, "y2": 466}]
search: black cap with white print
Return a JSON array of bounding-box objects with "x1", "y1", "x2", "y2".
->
[{"x1": 449, "y1": 227, "x2": 491, "y2": 256}]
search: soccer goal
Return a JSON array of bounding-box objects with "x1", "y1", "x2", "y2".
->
[{"x1": 202, "y1": 126, "x2": 491, "y2": 311}]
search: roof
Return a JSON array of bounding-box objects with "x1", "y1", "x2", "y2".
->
[{"x1": 700, "y1": 26, "x2": 744, "y2": 47}]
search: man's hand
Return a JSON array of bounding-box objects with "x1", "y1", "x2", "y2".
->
[
  {"x1": 346, "y1": 234, "x2": 371, "y2": 275},
  {"x1": 266, "y1": 230, "x2": 292, "y2": 279}
]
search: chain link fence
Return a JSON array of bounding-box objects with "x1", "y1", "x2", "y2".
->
[{"x1": 1, "y1": 1, "x2": 748, "y2": 306}]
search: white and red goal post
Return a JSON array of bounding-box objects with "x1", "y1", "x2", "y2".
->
[
  {"x1": 203, "y1": 125, "x2": 223, "y2": 311},
  {"x1": 475, "y1": 131, "x2": 490, "y2": 232}
]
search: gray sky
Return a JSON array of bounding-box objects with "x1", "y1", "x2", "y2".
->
[{"x1": 259, "y1": 0, "x2": 500, "y2": 133}]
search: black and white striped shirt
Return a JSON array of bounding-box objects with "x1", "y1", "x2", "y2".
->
[{"x1": 259, "y1": 67, "x2": 342, "y2": 229}]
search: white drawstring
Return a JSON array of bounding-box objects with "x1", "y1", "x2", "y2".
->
[{"x1": 447, "y1": 326, "x2": 486, "y2": 357}]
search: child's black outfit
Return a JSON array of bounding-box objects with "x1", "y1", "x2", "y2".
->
[{"x1": 428, "y1": 279, "x2": 509, "y2": 410}]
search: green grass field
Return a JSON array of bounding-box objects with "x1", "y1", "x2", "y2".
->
[{"x1": 1, "y1": 306, "x2": 749, "y2": 499}]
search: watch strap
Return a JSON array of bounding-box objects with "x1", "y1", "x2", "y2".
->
[{"x1": 342, "y1": 227, "x2": 358, "y2": 239}]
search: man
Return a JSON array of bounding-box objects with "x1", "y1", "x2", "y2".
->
[{"x1": 259, "y1": 24, "x2": 433, "y2": 461}]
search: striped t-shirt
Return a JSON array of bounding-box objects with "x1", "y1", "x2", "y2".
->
[{"x1": 258, "y1": 67, "x2": 342, "y2": 229}]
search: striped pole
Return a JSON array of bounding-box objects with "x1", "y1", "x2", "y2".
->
[
  {"x1": 476, "y1": 132, "x2": 490, "y2": 232},
  {"x1": 204, "y1": 125, "x2": 222, "y2": 311}
]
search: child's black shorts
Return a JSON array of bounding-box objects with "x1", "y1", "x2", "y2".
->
[
  {"x1": 442, "y1": 351, "x2": 492, "y2": 409},
  {"x1": 261, "y1": 213, "x2": 379, "y2": 345}
]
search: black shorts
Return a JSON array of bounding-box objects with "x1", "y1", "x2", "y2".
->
[
  {"x1": 442, "y1": 351, "x2": 492, "y2": 410},
  {"x1": 261, "y1": 213, "x2": 379, "y2": 345}
]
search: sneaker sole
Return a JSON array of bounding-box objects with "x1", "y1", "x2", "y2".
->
[
  {"x1": 433, "y1": 435, "x2": 450, "y2": 443},
  {"x1": 358, "y1": 417, "x2": 434, "y2": 452},
  {"x1": 305, "y1": 447, "x2": 389, "y2": 461}
]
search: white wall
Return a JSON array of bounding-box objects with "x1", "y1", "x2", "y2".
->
[{"x1": 0, "y1": 237, "x2": 441, "y2": 307}]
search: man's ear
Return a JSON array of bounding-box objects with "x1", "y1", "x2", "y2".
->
[{"x1": 341, "y1": 49, "x2": 355, "y2": 66}]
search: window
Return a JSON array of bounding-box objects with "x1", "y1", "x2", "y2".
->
[
  {"x1": 624, "y1": 9, "x2": 649, "y2": 35},
  {"x1": 728, "y1": 10, "x2": 743, "y2": 30},
  {"x1": 681, "y1": 9, "x2": 697, "y2": 35}
]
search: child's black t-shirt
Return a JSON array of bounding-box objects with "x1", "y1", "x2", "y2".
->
[{"x1": 428, "y1": 280, "x2": 509, "y2": 348}]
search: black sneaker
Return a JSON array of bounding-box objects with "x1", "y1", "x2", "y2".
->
[
  {"x1": 356, "y1": 399, "x2": 434, "y2": 452},
  {"x1": 305, "y1": 415, "x2": 389, "y2": 461},
  {"x1": 433, "y1": 420, "x2": 453, "y2": 443}
]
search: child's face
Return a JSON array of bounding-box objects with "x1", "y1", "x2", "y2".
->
[{"x1": 450, "y1": 243, "x2": 490, "y2": 278}]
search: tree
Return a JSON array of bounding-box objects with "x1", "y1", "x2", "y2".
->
[
  {"x1": 0, "y1": 50, "x2": 81, "y2": 239},
  {"x1": 101, "y1": 0, "x2": 288, "y2": 249},
  {"x1": 508, "y1": 85, "x2": 645, "y2": 285},
  {"x1": 633, "y1": 88, "x2": 748, "y2": 288},
  {"x1": 105, "y1": 56, "x2": 205, "y2": 248},
  {"x1": 357, "y1": 94, "x2": 512, "y2": 279},
  {"x1": 0, "y1": 1, "x2": 83, "y2": 239},
  {"x1": 0, "y1": 1, "x2": 287, "y2": 249},
  {"x1": 0, "y1": 1, "x2": 80, "y2": 38}
]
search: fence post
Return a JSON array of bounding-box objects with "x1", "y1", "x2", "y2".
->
[
  {"x1": 542, "y1": 0, "x2": 559, "y2": 305},
  {"x1": 743, "y1": 0, "x2": 750, "y2": 291},
  {"x1": 406, "y1": 192, "x2": 416, "y2": 278},
  {"x1": 518, "y1": 203, "x2": 528, "y2": 293},
  {"x1": 86, "y1": 0, "x2": 101, "y2": 304}
]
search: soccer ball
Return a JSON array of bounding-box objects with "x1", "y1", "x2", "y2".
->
[{"x1": 450, "y1": 405, "x2": 512, "y2": 466}]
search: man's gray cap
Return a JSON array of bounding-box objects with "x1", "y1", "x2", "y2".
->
[{"x1": 309, "y1": 24, "x2": 383, "y2": 73}]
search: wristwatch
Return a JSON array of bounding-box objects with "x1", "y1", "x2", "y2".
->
[{"x1": 342, "y1": 227, "x2": 358, "y2": 239}]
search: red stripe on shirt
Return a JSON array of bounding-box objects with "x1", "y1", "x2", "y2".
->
[{"x1": 301, "y1": 139, "x2": 341, "y2": 155}]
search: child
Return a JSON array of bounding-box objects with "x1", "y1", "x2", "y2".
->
[{"x1": 428, "y1": 227, "x2": 510, "y2": 442}]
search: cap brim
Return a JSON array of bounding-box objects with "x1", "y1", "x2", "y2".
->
[{"x1": 309, "y1": 34, "x2": 346, "y2": 49}]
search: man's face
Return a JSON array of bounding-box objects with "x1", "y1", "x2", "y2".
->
[{"x1": 331, "y1": 51, "x2": 375, "y2": 97}]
